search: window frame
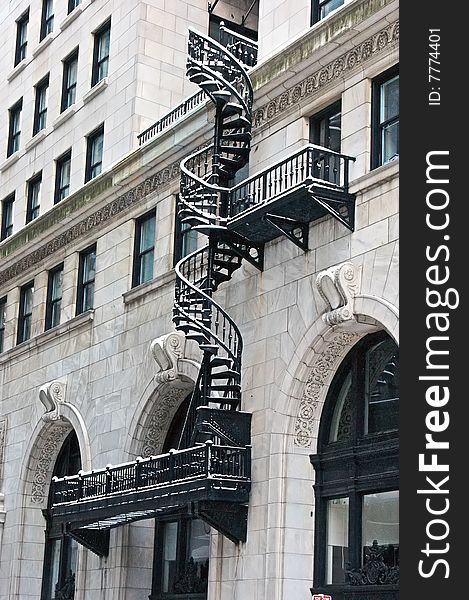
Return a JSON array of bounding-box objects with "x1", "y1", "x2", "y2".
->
[
  {"x1": 68, "y1": 0, "x2": 81, "y2": 15},
  {"x1": 45, "y1": 264, "x2": 64, "y2": 331},
  {"x1": 310, "y1": 331, "x2": 399, "y2": 595},
  {"x1": 15, "y1": 10, "x2": 29, "y2": 66},
  {"x1": 17, "y1": 281, "x2": 34, "y2": 345},
  {"x1": 76, "y1": 245, "x2": 96, "y2": 315},
  {"x1": 0, "y1": 296, "x2": 6, "y2": 354},
  {"x1": 26, "y1": 173, "x2": 42, "y2": 224},
  {"x1": 1, "y1": 194, "x2": 15, "y2": 241},
  {"x1": 371, "y1": 65, "x2": 399, "y2": 170},
  {"x1": 85, "y1": 124, "x2": 104, "y2": 183},
  {"x1": 7, "y1": 99, "x2": 22, "y2": 157},
  {"x1": 133, "y1": 210, "x2": 156, "y2": 288},
  {"x1": 33, "y1": 75, "x2": 50, "y2": 135},
  {"x1": 40, "y1": 0, "x2": 54, "y2": 41},
  {"x1": 61, "y1": 49, "x2": 79, "y2": 113},
  {"x1": 54, "y1": 150, "x2": 72, "y2": 204},
  {"x1": 91, "y1": 20, "x2": 111, "y2": 87},
  {"x1": 309, "y1": 100, "x2": 342, "y2": 184},
  {"x1": 311, "y1": 0, "x2": 345, "y2": 25}
]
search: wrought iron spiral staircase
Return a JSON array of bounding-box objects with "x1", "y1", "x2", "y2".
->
[{"x1": 174, "y1": 28, "x2": 262, "y2": 451}]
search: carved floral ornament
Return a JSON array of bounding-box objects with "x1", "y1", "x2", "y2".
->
[
  {"x1": 316, "y1": 261, "x2": 361, "y2": 326},
  {"x1": 39, "y1": 380, "x2": 66, "y2": 422},
  {"x1": 294, "y1": 331, "x2": 359, "y2": 448},
  {"x1": 142, "y1": 387, "x2": 188, "y2": 457}
]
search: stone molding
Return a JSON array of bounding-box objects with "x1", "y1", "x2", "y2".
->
[
  {"x1": 316, "y1": 262, "x2": 361, "y2": 326},
  {"x1": 39, "y1": 381, "x2": 66, "y2": 422},
  {"x1": 253, "y1": 20, "x2": 399, "y2": 129},
  {"x1": 151, "y1": 332, "x2": 187, "y2": 384},
  {"x1": 142, "y1": 387, "x2": 188, "y2": 457},
  {"x1": 0, "y1": 419, "x2": 6, "y2": 483},
  {"x1": 294, "y1": 331, "x2": 360, "y2": 448}
]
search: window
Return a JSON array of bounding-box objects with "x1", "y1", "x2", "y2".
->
[
  {"x1": 311, "y1": 332, "x2": 399, "y2": 597},
  {"x1": 41, "y1": 431, "x2": 81, "y2": 600},
  {"x1": 55, "y1": 150, "x2": 72, "y2": 204},
  {"x1": 312, "y1": 0, "x2": 345, "y2": 24},
  {"x1": 1, "y1": 194, "x2": 14, "y2": 241},
  {"x1": 17, "y1": 281, "x2": 34, "y2": 344},
  {"x1": 7, "y1": 99, "x2": 22, "y2": 157},
  {"x1": 15, "y1": 10, "x2": 29, "y2": 66},
  {"x1": 61, "y1": 50, "x2": 78, "y2": 112},
  {"x1": 45, "y1": 264, "x2": 63, "y2": 331},
  {"x1": 26, "y1": 173, "x2": 42, "y2": 224},
  {"x1": 92, "y1": 21, "x2": 111, "y2": 86},
  {"x1": 0, "y1": 297, "x2": 6, "y2": 354},
  {"x1": 76, "y1": 245, "x2": 96, "y2": 315},
  {"x1": 85, "y1": 125, "x2": 104, "y2": 182},
  {"x1": 33, "y1": 75, "x2": 49, "y2": 135},
  {"x1": 310, "y1": 101, "x2": 342, "y2": 184},
  {"x1": 173, "y1": 206, "x2": 198, "y2": 266},
  {"x1": 68, "y1": 0, "x2": 81, "y2": 14},
  {"x1": 372, "y1": 66, "x2": 399, "y2": 169},
  {"x1": 133, "y1": 211, "x2": 156, "y2": 287},
  {"x1": 40, "y1": 0, "x2": 54, "y2": 40}
]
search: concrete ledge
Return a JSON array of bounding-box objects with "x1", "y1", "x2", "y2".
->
[
  {"x1": 123, "y1": 271, "x2": 176, "y2": 305},
  {"x1": 83, "y1": 78, "x2": 108, "y2": 104}
]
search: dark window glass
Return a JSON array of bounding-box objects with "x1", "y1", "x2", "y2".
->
[
  {"x1": 45, "y1": 265, "x2": 63, "y2": 331},
  {"x1": 41, "y1": 431, "x2": 81, "y2": 600},
  {"x1": 55, "y1": 150, "x2": 72, "y2": 204},
  {"x1": 7, "y1": 99, "x2": 22, "y2": 157},
  {"x1": 372, "y1": 67, "x2": 399, "y2": 168},
  {"x1": 0, "y1": 297, "x2": 6, "y2": 354},
  {"x1": 133, "y1": 211, "x2": 155, "y2": 287},
  {"x1": 61, "y1": 50, "x2": 78, "y2": 112},
  {"x1": 27, "y1": 173, "x2": 42, "y2": 224},
  {"x1": 77, "y1": 245, "x2": 96, "y2": 315},
  {"x1": 1, "y1": 194, "x2": 15, "y2": 241},
  {"x1": 173, "y1": 200, "x2": 198, "y2": 266},
  {"x1": 85, "y1": 125, "x2": 104, "y2": 182},
  {"x1": 15, "y1": 11, "x2": 29, "y2": 66},
  {"x1": 92, "y1": 21, "x2": 111, "y2": 86},
  {"x1": 40, "y1": 0, "x2": 54, "y2": 40},
  {"x1": 68, "y1": 0, "x2": 81, "y2": 14},
  {"x1": 17, "y1": 281, "x2": 34, "y2": 344},
  {"x1": 34, "y1": 75, "x2": 49, "y2": 135},
  {"x1": 310, "y1": 332, "x2": 399, "y2": 594},
  {"x1": 312, "y1": 0, "x2": 345, "y2": 24},
  {"x1": 310, "y1": 101, "x2": 342, "y2": 184}
]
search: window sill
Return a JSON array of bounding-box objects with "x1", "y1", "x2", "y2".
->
[
  {"x1": 0, "y1": 151, "x2": 23, "y2": 173},
  {"x1": 25, "y1": 130, "x2": 47, "y2": 151},
  {"x1": 123, "y1": 270, "x2": 176, "y2": 305},
  {"x1": 0, "y1": 310, "x2": 94, "y2": 364},
  {"x1": 53, "y1": 105, "x2": 77, "y2": 129},
  {"x1": 32, "y1": 33, "x2": 54, "y2": 58},
  {"x1": 7, "y1": 60, "x2": 28, "y2": 82},
  {"x1": 349, "y1": 158, "x2": 399, "y2": 195},
  {"x1": 83, "y1": 78, "x2": 108, "y2": 104},
  {"x1": 60, "y1": 5, "x2": 83, "y2": 31}
]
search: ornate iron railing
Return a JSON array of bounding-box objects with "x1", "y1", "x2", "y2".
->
[
  {"x1": 229, "y1": 144, "x2": 355, "y2": 216},
  {"x1": 52, "y1": 442, "x2": 251, "y2": 506},
  {"x1": 219, "y1": 22, "x2": 258, "y2": 67}
]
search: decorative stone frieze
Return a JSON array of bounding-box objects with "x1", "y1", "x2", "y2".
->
[
  {"x1": 151, "y1": 332, "x2": 187, "y2": 384},
  {"x1": 30, "y1": 425, "x2": 71, "y2": 504},
  {"x1": 39, "y1": 381, "x2": 66, "y2": 422},
  {"x1": 316, "y1": 262, "x2": 361, "y2": 326},
  {"x1": 142, "y1": 388, "x2": 188, "y2": 457},
  {"x1": 0, "y1": 420, "x2": 6, "y2": 483}
]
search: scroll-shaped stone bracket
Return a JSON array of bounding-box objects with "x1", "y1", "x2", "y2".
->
[
  {"x1": 316, "y1": 262, "x2": 361, "y2": 326},
  {"x1": 151, "y1": 332, "x2": 187, "y2": 383},
  {"x1": 39, "y1": 381, "x2": 66, "y2": 422}
]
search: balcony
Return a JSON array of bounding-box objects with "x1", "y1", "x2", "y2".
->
[
  {"x1": 227, "y1": 144, "x2": 356, "y2": 248},
  {"x1": 50, "y1": 441, "x2": 251, "y2": 555}
]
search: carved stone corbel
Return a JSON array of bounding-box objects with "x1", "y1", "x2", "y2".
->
[
  {"x1": 39, "y1": 381, "x2": 66, "y2": 422},
  {"x1": 316, "y1": 262, "x2": 360, "y2": 326},
  {"x1": 151, "y1": 332, "x2": 187, "y2": 383}
]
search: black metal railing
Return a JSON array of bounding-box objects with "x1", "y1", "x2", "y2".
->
[
  {"x1": 219, "y1": 22, "x2": 258, "y2": 68},
  {"x1": 52, "y1": 442, "x2": 251, "y2": 506},
  {"x1": 138, "y1": 91, "x2": 206, "y2": 146},
  {"x1": 229, "y1": 144, "x2": 355, "y2": 216}
]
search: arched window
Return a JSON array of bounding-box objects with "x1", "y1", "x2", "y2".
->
[
  {"x1": 150, "y1": 395, "x2": 210, "y2": 600},
  {"x1": 41, "y1": 431, "x2": 81, "y2": 600},
  {"x1": 310, "y1": 332, "x2": 399, "y2": 599}
]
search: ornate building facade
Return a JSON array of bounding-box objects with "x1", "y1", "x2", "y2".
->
[{"x1": 0, "y1": 1, "x2": 399, "y2": 599}]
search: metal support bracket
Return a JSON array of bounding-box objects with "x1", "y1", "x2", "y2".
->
[
  {"x1": 308, "y1": 188, "x2": 355, "y2": 232},
  {"x1": 263, "y1": 213, "x2": 309, "y2": 251},
  {"x1": 196, "y1": 500, "x2": 248, "y2": 544},
  {"x1": 67, "y1": 526, "x2": 110, "y2": 557}
]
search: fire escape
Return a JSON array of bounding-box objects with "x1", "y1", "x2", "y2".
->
[{"x1": 50, "y1": 26, "x2": 356, "y2": 558}]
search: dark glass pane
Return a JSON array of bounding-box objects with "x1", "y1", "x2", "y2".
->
[
  {"x1": 83, "y1": 251, "x2": 96, "y2": 283},
  {"x1": 182, "y1": 224, "x2": 198, "y2": 257},
  {"x1": 363, "y1": 490, "x2": 399, "y2": 568},
  {"x1": 82, "y1": 282, "x2": 95, "y2": 311},
  {"x1": 139, "y1": 251, "x2": 154, "y2": 284},
  {"x1": 365, "y1": 339, "x2": 399, "y2": 434},
  {"x1": 44, "y1": 538, "x2": 61, "y2": 598},
  {"x1": 139, "y1": 215, "x2": 155, "y2": 252},
  {"x1": 320, "y1": 0, "x2": 344, "y2": 20},
  {"x1": 326, "y1": 497, "x2": 349, "y2": 584},
  {"x1": 186, "y1": 519, "x2": 209, "y2": 592},
  {"x1": 162, "y1": 521, "x2": 178, "y2": 593},
  {"x1": 329, "y1": 371, "x2": 353, "y2": 442},
  {"x1": 382, "y1": 120, "x2": 399, "y2": 163},
  {"x1": 380, "y1": 76, "x2": 399, "y2": 122}
]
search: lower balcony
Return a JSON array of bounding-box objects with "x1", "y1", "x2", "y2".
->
[
  {"x1": 227, "y1": 144, "x2": 356, "y2": 249},
  {"x1": 50, "y1": 442, "x2": 251, "y2": 555}
]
